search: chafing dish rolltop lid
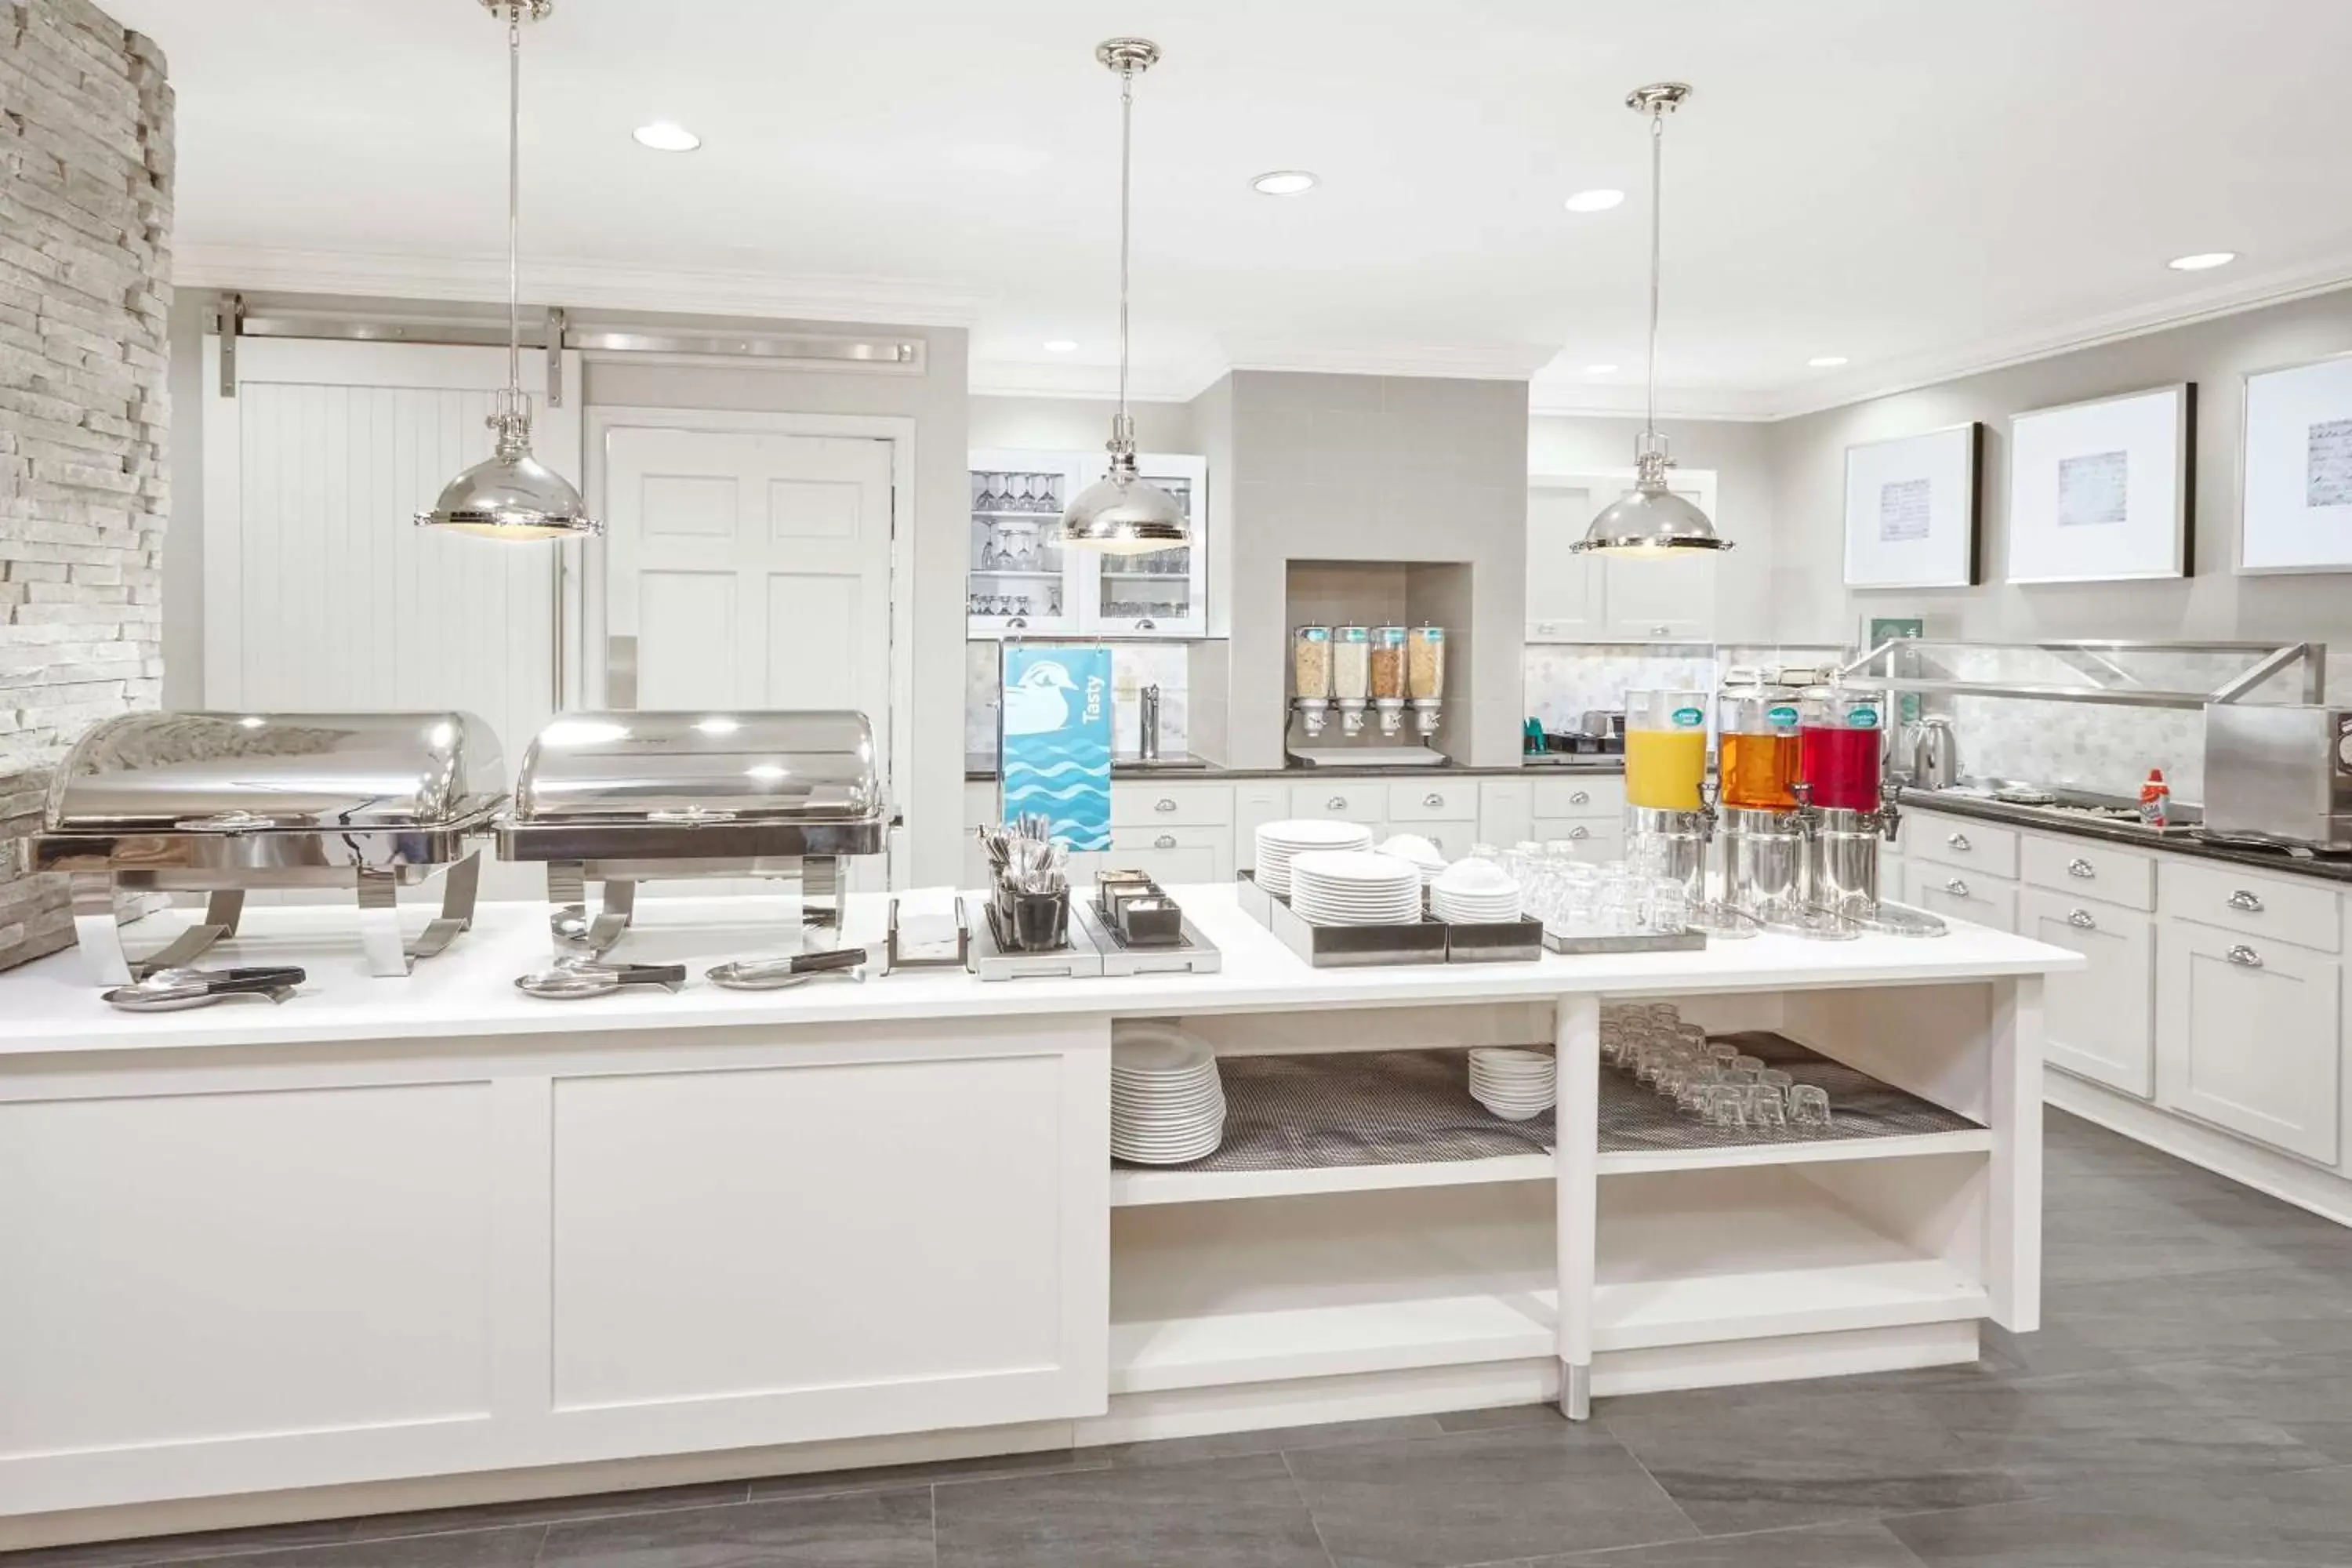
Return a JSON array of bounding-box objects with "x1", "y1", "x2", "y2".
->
[
  {"x1": 29, "y1": 710, "x2": 506, "y2": 985},
  {"x1": 496, "y1": 710, "x2": 889, "y2": 956}
]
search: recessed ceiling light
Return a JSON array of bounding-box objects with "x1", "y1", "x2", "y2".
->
[
  {"x1": 1043, "y1": 339, "x2": 1079, "y2": 353},
  {"x1": 2168, "y1": 250, "x2": 2238, "y2": 271},
  {"x1": 1251, "y1": 170, "x2": 1317, "y2": 195},
  {"x1": 1564, "y1": 188, "x2": 1626, "y2": 213},
  {"x1": 1584, "y1": 363, "x2": 1618, "y2": 374},
  {"x1": 1807, "y1": 355, "x2": 1849, "y2": 368},
  {"x1": 632, "y1": 121, "x2": 700, "y2": 152}
]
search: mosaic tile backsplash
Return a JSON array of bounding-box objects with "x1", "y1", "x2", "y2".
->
[{"x1": 966, "y1": 641, "x2": 1191, "y2": 762}]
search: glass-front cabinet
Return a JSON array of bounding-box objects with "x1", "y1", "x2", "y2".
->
[{"x1": 968, "y1": 448, "x2": 1210, "y2": 639}]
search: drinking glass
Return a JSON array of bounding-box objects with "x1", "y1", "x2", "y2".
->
[
  {"x1": 1731, "y1": 1054, "x2": 1766, "y2": 1077},
  {"x1": 1758, "y1": 1068, "x2": 1793, "y2": 1095},
  {"x1": 1789, "y1": 1084, "x2": 1833, "y2": 1127},
  {"x1": 1704, "y1": 1084, "x2": 1751, "y2": 1130},
  {"x1": 1746, "y1": 1085, "x2": 1788, "y2": 1129},
  {"x1": 1650, "y1": 879, "x2": 1689, "y2": 935}
]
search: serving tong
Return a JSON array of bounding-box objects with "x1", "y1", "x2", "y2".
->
[
  {"x1": 513, "y1": 956, "x2": 689, "y2": 1000},
  {"x1": 103, "y1": 965, "x2": 307, "y2": 1013},
  {"x1": 706, "y1": 945, "x2": 869, "y2": 992}
]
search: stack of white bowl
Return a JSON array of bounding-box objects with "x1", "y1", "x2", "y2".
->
[
  {"x1": 1377, "y1": 833, "x2": 1448, "y2": 887},
  {"x1": 1288, "y1": 849, "x2": 1423, "y2": 926},
  {"x1": 1111, "y1": 1023, "x2": 1226, "y2": 1164},
  {"x1": 1468, "y1": 1047, "x2": 1555, "y2": 1121},
  {"x1": 1431, "y1": 858, "x2": 1521, "y2": 924},
  {"x1": 1254, "y1": 819, "x2": 1374, "y2": 897}
]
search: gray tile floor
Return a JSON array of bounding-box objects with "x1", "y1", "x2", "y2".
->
[{"x1": 13, "y1": 1110, "x2": 2352, "y2": 1568}]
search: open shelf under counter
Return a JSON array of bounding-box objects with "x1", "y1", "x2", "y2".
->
[
  {"x1": 1595, "y1": 1165, "x2": 1989, "y2": 1351},
  {"x1": 1109, "y1": 1039, "x2": 1988, "y2": 1206}
]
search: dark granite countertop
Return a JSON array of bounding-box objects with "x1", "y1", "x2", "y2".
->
[
  {"x1": 964, "y1": 754, "x2": 1628, "y2": 783},
  {"x1": 1897, "y1": 788, "x2": 2352, "y2": 886}
]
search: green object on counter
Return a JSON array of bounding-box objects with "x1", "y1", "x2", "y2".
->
[{"x1": 1525, "y1": 717, "x2": 1548, "y2": 754}]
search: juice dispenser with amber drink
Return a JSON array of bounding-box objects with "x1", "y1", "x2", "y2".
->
[
  {"x1": 1623, "y1": 689, "x2": 1714, "y2": 899},
  {"x1": 1715, "y1": 683, "x2": 1805, "y2": 921},
  {"x1": 1793, "y1": 687, "x2": 1937, "y2": 933}
]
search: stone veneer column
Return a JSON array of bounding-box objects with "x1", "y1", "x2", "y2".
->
[{"x1": 0, "y1": 0, "x2": 172, "y2": 968}]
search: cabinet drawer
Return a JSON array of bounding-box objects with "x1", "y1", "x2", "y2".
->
[
  {"x1": 1108, "y1": 825, "x2": 1229, "y2": 887},
  {"x1": 1288, "y1": 783, "x2": 1384, "y2": 824},
  {"x1": 2159, "y1": 860, "x2": 2341, "y2": 953},
  {"x1": 1112, "y1": 782, "x2": 1232, "y2": 829},
  {"x1": 1531, "y1": 818, "x2": 1624, "y2": 863},
  {"x1": 2022, "y1": 887, "x2": 2155, "y2": 1099},
  {"x1": 1531, "y1": 775, "x2": 1626, "y2": 819},
  {"x1": 1907, "y1": 815, "x2": 2020, "y2": 877},
  {"x1": 2020, "y1": 835, "x2": 2156, "y2": 911},
  {"x1": 1388, "y1": 781, "x2": 1479, "y2": 824},
  {"x1": 1907, "y1": 863, "x2": 2018, "y2": 933},
  {"x1": 2156, "y1": 921, "x2": 2341, "y2": 1164}
]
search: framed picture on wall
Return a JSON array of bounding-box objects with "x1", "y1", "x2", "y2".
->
[
  {"x1": 2005, "y1": 383, "x2": 2194, "y2": 583},
  {"x1": 2241, "y1": 352, "x2": 2352, "y2": 574},
  {"x1": 1842, "y1": 423, "x2": 1982, "y2": 589}
]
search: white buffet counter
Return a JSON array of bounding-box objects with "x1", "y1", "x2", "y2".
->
[{"x1": 0, "y1": 887, "x2": 2078, "y2": 1548}]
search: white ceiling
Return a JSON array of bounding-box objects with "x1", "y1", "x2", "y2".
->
[{"x1": 118, "y1": 0, "x2": 2352, "y2": 418}]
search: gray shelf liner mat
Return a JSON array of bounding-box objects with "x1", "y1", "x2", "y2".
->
[{"x1": 1112, "y1": 1033, "x2": 1980, "y2": 1173}]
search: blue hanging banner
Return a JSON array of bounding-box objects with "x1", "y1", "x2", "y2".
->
[{"x1": 999, "y1": 644, "x2": 1112, "y2": 851}]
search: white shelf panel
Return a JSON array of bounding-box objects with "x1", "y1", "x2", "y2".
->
[
  {"x1": 1110, "y1": 1185, "x2": 1556, "y2": 1394},
  {"x1": 1110, "y1": 1152, "x2": 1553, "y2": 1207},
  {"x1": 1595, "y1": 1166, "x2": 1986, "y2": 1351},
  {"x1": 1598, "y1": 1127, "x2": 1993, "y2": 1176}
]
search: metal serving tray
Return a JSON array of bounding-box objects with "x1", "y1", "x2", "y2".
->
[
  {"x1": 1236, "y1": 873, "x2": 1543, "y2": 968},
  {"x1": 28, "y1": 710, "x2": 505, "y2": 985}
]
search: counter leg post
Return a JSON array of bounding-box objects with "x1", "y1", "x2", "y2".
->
[
  {"x1": 1555, "y1": 993, "x2": 1600, "y2": 1421},
  {"x1": 1987, "y1": 975, "x2": 2044, "y2": 1334}
]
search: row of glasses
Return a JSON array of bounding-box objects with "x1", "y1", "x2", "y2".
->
[
  {"x1": 974, "y1": 473, "x2": 1064, "y2": 513},
  {"x1": 1508, "y1": 844, "x2": 1690, "y2": 938},
  {"x1": 1598, "y1": 1001, "x2": 1834, "y2": 1131},
  {"x1": 967, "y1": 590, "x2": 1058, "y2": 618}
]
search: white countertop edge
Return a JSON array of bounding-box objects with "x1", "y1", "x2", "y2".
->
[{"x1": 0, "y1": 886, "x2": 2082, "y2": 1058}]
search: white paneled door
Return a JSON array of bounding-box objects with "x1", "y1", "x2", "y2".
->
[
  {"x1": 201, "y1": 339, "x2": 582, "y2": 759},
  {"x1": 597, "y1": 424, "x2": 899, "y2": 877}
]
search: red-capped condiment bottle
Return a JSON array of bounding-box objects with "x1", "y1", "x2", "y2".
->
[{"x1": 2139, "y1": 768, "x2": 2170, "y2": 828}]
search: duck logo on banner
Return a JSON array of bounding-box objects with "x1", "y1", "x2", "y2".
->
[{"x1": 999, "y1": 645, "x2": 1112, "y2": 851}]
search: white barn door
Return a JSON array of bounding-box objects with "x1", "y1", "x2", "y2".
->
[{"x1": 201, "y1": 337, "x2": 583, "y2": 760}]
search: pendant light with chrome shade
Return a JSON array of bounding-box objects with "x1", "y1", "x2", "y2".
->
[
  {"x1": 416, "y1": 0, "x2": 600, "y2": 540},
  {"x1": 1571, "y1": 82, "x2": 1729, "y2": 558},
  {"x1": 1059, "y1": 38, "x2": 1189, "y2": 555}
]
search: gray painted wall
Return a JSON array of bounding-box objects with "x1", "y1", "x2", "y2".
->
[
  {"x1": 1767, "y1": 287, "x2": 2352, "y2": 654},
  {"x1": 967, "y1": 394, "x2": 1192, "y2": 454}
]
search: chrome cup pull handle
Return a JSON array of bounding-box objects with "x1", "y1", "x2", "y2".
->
[
  {"x1": 1570, "y1": 790, "x2": 1590, "y2": 805},
  {"x1": 2228, "y1": 889, "x2": 2265, "y2": 913},
  {"x1": 1947, "y1": 832, "x2": 1972, "y2": 851},
  {"x1": 1944, "y1": 877, "x2": 1971, "y2": 897},
  {"x1": 1423, "y1": 792, "x2": 1444, "y2": 808},
  {"x1": 1327, "y1": 796, "x2": 1347, "y2": 810},
  {"x1": 2227, "y1": 943, "x2": 2264, "y2": 969},
  {"x1": 1153, "y1": 833, "x2": 1178, "y2": 850},
  {"x1": 2067, "y1": 857, "x2": 2096, "y2": 879},
  {"x1": 1569, "y1": 826, "x2": 1590, "y2": 840},
  {"x1": 2067, "y1": 908, "x2": 2096, "y2": 930},
  {"x1": 1155, "y1": 797, "x2": 1178, "y2": 812}
]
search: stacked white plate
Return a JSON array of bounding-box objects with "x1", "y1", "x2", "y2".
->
[
  {"x1": 1112, "y1": 1023, "x2": 1226, "y2": 1164},
  {"x1": 1289, "y1": 849, "x2": 1424, "y2": 926},
  {"x1": 1254, "y1": 819, "x2": 1374, "y2": 898},
  {"x1": 1468, "y1": 1047, "x2": 1555, "y2": 1122},
  {"x1": 1431, "y1": 858, "x2": 1521, "y2": 924}
]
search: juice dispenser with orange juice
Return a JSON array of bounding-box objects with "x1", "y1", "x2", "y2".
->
[{"x1": 1623, "y1": 690, "x2": 1714, "y2": 902}]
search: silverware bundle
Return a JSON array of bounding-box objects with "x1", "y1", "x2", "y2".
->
[{"x1": 978, "y1": 817, "x2": 1069, "y2": 896}]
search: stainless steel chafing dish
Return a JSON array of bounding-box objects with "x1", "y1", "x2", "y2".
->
[
  {"x1": 496, "y1": 710, "x2": 889, "y2": 955},
  {"x1": 26, "y1": 710, "x2": 505, "y2": 984}
]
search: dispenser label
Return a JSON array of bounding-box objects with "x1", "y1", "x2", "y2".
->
[
  {"x1": 1375, "y1": 626, "x2": 1406, "y2": 647},
  {"x1": 1767, "y1": 704, "x2": 1800, "y2": 729},
  {"x1": 1846, "y1": 706, "x2": 1880, "y2": 728},
  {"x1": 1671, "y1": 706, "x2": 1705, "y2": 728},
  {"x1": 1337, "y1": 626, "x2": 1370, "y2": 644},
  {"x1": 999, "y1": 644, "x2": 1112, "y2": 851},
  {"x1": 1298, "y1": 626, "x2": 1329, "y2": 643}
]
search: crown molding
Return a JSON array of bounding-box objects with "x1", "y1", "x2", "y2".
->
[
  {"x1": 967, "y1": 354, "x2": 1226, "y2": 404},
  {"x1": 1775, "y1": 251, "x2": 2352, "y2": 419},
  {"x1": 1218, "y1": 336, "x2": 1557, "y2": 382},
  {"x1": 172, "y1": 245, "x2": 993, "y2": 328},
  {"x1": 1525, "y1": 378, "x2": 1780, "y2": 422}
]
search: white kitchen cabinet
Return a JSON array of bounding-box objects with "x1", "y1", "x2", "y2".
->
[
  {"x1": 2023, "y1": 887, "x2": 2156, "y2": 1099},
  {"x1": 2156, "y1": 920, "x2": 2342, "y2": 1165},
  {"x1": 969, "y1": 448, "x2": 1210, "y2": 639},
  {"x1": 1526, "y1": 471, "x2": 1719, "y2": 642},
  {"x1": 1479, "y1": 779, "x2": 1533, "y2": 850},
  {"x1": 1233, "y1": 784, "x2": 1287, "y2": 872},
  {"x1": 1109, "y1": 825, "x2": 1230, "y2": 885},
  {"x1": 1531, "y1": 818, "x2": 1624, "y2": 863},
  {"x1": 1533, "y1": 775, "x2": 1626, "y2": 820},
  {"x1": 1907, "y1": 862, "x2": 2018, "y2": 934}
]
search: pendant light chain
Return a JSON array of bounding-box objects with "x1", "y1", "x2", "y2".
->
[
  {"x1": 1115, "y1": 64, "x2": 1134, "y2": 445},
  {"x1": 1644, "y1": 103, "x2": 1662, "y2": 441},
  {"x1": 506, "y1": 1, "x2": 522, "y2": 402}
]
